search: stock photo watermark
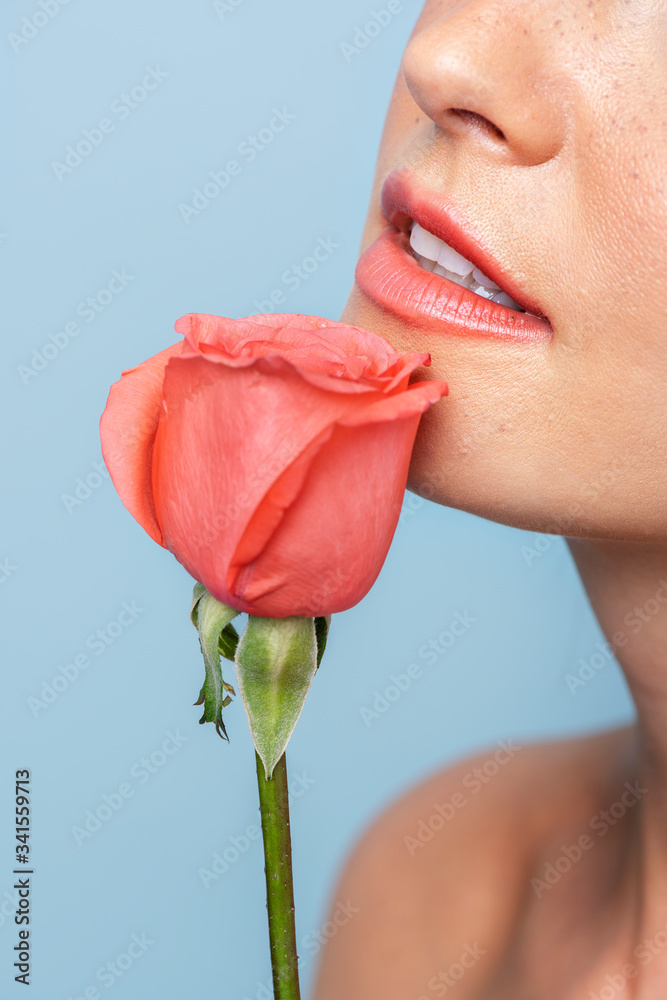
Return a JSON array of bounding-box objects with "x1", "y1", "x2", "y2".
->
[
  {"x1": 61, "y1": 459, "x2": 110, "y2": 513},
  {"x1": 0, "y1": 557, "x2": 17, "y2": 585},
  {"x1": 398, "y1": 491, "x2": 427, "y2": 524},
  {"x1": 398, "y1": 412, "x2": 516, "y2": 528},
  {"x1": 359, "y1": 611, "x2": 477, "y2": 727},
  {"x1": 252, "y1": 235, "x2": 340, "y2": 311},
  {"x1": 64, "y1": 932, "x2": 154, "y2": 999},
  {"x1": 198, "y1": 771, "x2": 316, "y2": 888},
  {"x1": 51, "y1": 67, "x2": 169, "y2": 181},
  {"x1": 0, "y1": 885, "x2": 22, "y2": 931},
  {"x1": 241, "y1": 980, "x2": 274, "y2": 1000},
  {"x1": 418, "y1": 942, "x2": 488, "y2": 999},
  {"x1": 239, "y1": 900, "x2": 359, "y2": 999},
  {"x1": 27, "y1": 600, "x2": 145, "y2": 717},
  {"x1": 531, "y1": 779, "x2": 648, "y2": 899},
  {"x1": 71, "y1": 730, "x2": 190, "y2": 847},
  {"x1": 187, "y1": 438, "x2": 301, "y2": 550},
  {"x1": 588, "y1": 923, "x2": 667, "y2": 1000},
  {"x1": 17, "y1": 268, "x2": 135, "y2": 384},
  {"x1": 520, "y1": 533, "x2": 558, "y2": 567},
  {"x1": 530, "y1": 459, "x2": 623, "y2": 554},
  {"x1": 178, "y1": 108, "x2": 296, "y2": 224},
  {"x1": 403, "y1": 740, "x2": 522, "y2": 856},
  {"x1": 213, "y1": 0, "x2": 249, "y2": 18},
  {"x1": 300, "y1": 899, "x2": 360, "y2": 957},
  {"x1": 198, "y1": 823, "x2": 261, "y2": 888},
  {"x1": 339, "y1": 0, "x2": 416, "y2": 63},
  {"x1": 565, "y1": 579, "x2": 667, "y2": 694},
  {"x1": 519, "y1": 459, "x2": 623, "y2": 566},
  {"x1": 8, "y1": 0, "x2": 75, "y2": 53}
]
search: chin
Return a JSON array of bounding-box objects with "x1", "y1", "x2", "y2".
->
[
  {"x1": 342, "y1": 287, "x2": 664, "y2": 546},
  {"x1": 406, "y1": 414, "x2": 662, "y2": 544}
]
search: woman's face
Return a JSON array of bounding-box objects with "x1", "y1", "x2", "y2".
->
[{"x1": 345, "y1": 0, "x2": 667, "y2": 541}]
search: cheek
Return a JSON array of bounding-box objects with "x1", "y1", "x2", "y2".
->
[
  {"x1": 375, "y1": 75, "x2": 430, "y2": 180},
  {"x1": 405, "y1": 335, "x2": 667, "y2": 541},
  {"x1": 349, "y1": 2, "x2": 667, "y2": 542}
]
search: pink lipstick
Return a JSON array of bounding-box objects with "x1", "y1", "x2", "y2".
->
[{"x1": 355, "y1": 170, "x2": 552, "y2": 344}]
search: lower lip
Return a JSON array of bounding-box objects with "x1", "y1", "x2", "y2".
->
[{"x1": 355, "y1": 228, "x2": 552, "y2": 344}]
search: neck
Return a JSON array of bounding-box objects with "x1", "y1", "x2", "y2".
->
[
  {"x1": 568, "y1": 538, "x2": 667, "y2": 957},
  {"x1": 568, "y1": 539, "x2": 667, "y2": 776}
]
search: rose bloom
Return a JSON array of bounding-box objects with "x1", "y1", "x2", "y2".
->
[{"x1": 100, "y1": 313, "x2": 446, "y2": 617}]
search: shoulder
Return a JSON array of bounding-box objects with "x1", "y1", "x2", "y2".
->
[
  {"x1": 312, "y1": 727, "x2": 632, "y2": 999},
  {"x1": 349, "y1": 726, "x2": 632, "y2": 888}
]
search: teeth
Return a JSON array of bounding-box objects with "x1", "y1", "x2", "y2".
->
[
  {"x1": 472, "y1": 268, "x2": 500, "y2": 291},
  {"x1": 491, "y1": 291, "x2": 522, "y2": 309},
  {"x1": 436, "y1": 243, "x2": 474, "y2": 277},
  {"x1": 433, "y1": 263, "x2": 470, "y2": 288},
  {"x1": 437, "y1": 267, "x2": 471, "y2": 288},
  {"x1": 409, "y1": 220, "x2": 524, "y2": 313},
  {"x1": 415, "y1": 253, "x2": 436, "y2": 272},
  {"x1": 410, "y1": 221, "x2": 474, "y2": 275},
  {"x1": 410, "y1": 223, "x2": 445, "y2": 261}
]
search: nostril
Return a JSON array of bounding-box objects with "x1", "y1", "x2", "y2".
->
[{"x1": 450, "y1": 108, "x2": 507, "y2": 141}]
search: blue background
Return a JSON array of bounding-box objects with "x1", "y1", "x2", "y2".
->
[{"x1": 0, "y1": 1, "x2": 633, "y2": 997}]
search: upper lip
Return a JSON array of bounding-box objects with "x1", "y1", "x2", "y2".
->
[{"x1": 380, "y1": 169, "x2": 547, "y2": 320}]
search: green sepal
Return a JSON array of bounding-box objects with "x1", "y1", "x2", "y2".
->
[
  {"x1": 235, "y1": 616, "x2": 319, "y2": 778},
  {"x1": 190, "y1": 583, "x2": 240, "y2": 740},
  {"x1": 218, "y1": 622, "x2": 240, "y2": 662},
  {"x1": 314, "y1": 616, "x2": 330, "y2": 668}
]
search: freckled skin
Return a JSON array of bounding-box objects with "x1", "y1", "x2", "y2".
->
[
  {"x1": 313, "y1": 2, "x2": 667, "y2": 997},
  {"x1": 346, "y1": 0, "x2": 667, "y2": 541}
]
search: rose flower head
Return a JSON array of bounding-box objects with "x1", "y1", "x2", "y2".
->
[{"x1": 100, "y1": 312, "x2": 447, "y2": 617}]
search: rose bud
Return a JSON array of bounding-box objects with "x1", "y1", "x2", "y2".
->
[{"x1": 100, "y1": 312, "x2": 447, "y2": 618}]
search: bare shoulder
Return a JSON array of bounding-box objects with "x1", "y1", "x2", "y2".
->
[{"x1": 312, "y1": 727, "x2": 633, "y2": 1000}]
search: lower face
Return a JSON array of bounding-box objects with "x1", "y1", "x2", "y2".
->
[{"x1": 345, "y1": 0, "x2": 667, "y2": 542}]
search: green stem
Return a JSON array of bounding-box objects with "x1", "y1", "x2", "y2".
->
[{"x1": 255, "y1": 751, "x2": 301, "y2": 999}]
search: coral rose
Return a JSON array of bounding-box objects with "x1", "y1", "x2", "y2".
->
[{"x1": 100, "y1": 312, "x2": 447, "y2": 617}]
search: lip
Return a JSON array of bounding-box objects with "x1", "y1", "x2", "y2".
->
[{"x1": 355, "y1": 169, "x2": 552, "y2": 344}]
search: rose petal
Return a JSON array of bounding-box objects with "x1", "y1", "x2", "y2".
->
[
  {"x1": 151, "y1": 353, "x2": 380, "y2": 608},
  {"x1": 228, "y1": 380, "x2": 447, "y2": 603},
  {"x1": 173, "y1": 312, "x2": 423, "y2": 388},
  {"x1": 230, "y1": 412, "x2": 424, "y2": 617},
  {"x1": 228, "y1": 425, "x2": 334, "y2": 575},
  {"x1": 339, "y1": 379, "x2": 448, "y2": 426},
  {"x1": 100, "y1": 342, "x2": 182, "y2": 545}
]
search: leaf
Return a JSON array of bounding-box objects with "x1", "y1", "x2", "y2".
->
[{"x1": 235, "y1": 616, "x2": 318, "y2": 778}]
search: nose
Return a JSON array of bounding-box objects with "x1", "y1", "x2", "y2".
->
[{"x1": 402, "y1": 0, "x2": 568, "y2": 166}]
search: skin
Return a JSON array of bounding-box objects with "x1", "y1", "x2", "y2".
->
[{"x1": 313, "y1": 1, "x2": 667, "y2": 997}]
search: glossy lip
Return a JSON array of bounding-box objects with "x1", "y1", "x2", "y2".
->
[{"x1": 355, "y1": 169, "x2": 553, "y2": 344}]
